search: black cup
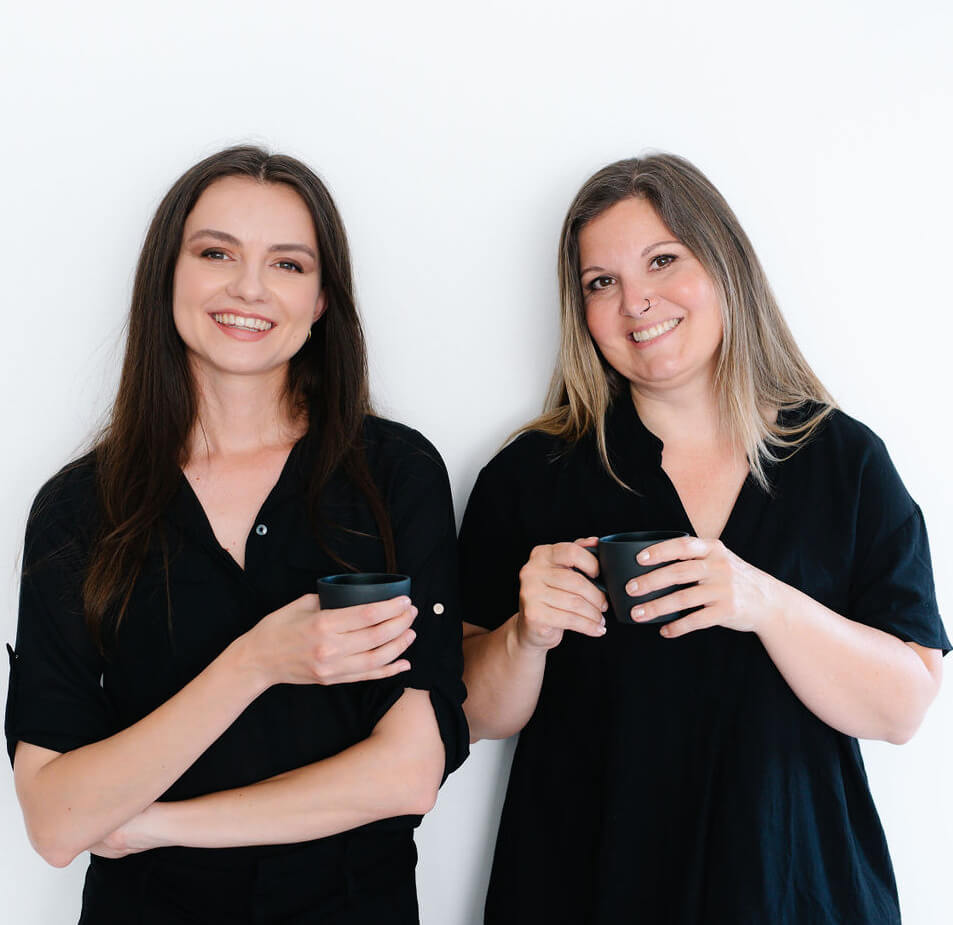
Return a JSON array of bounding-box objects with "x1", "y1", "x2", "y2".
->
[
  {"x1": 316, "y1": 573, "x2": 411, "y2": 608},
  {"x1": 597, "y1": 531, "x2": 693, "y2": 625}
]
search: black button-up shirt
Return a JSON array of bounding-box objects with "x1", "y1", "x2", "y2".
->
[
  {"x1": 6, "y1": 416, "x2": 468, "y2": 921},
  {"x1": 459, "y1": 398, "x2": 948, "y2": 925}
]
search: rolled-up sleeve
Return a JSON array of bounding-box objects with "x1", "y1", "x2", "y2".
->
[
  {"x1": 363, "y1": 430, "x2": 469, "y2": 781},
  {"x1": 5, "y1": 467, "x2": 116, "y2": 767}
]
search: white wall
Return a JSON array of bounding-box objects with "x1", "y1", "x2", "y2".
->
[{"x1": 1, "y1": 1, "x2": 950, "y2": 921}]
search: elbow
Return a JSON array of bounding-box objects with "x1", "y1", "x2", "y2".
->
[
  {"x1": 882, "y1": 696, "x2": 934, "y2": 746},
  {"x1": 395, "y1": 751, "x2": 443, "y2": 817},
  {"x1": 405, "y1": 779, "x2": 440, "y2": 816},
  {"x1": 26, "y1": 824, "x2": 80, "y2": 869},
  {"x1": 402, "y1": 755, "x2": 443, "y2": 816},
  {"x1": 20, "y1": 800, "x2": 85, "y2": 868}
]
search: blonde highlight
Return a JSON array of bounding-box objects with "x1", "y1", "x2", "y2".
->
[{"x1": 518, "y1": 154, "x2": 835, "y2": 490}]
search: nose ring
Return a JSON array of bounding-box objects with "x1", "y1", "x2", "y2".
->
[{"x1": 640, "y1": 298, "x2": 652, "y2": 315}]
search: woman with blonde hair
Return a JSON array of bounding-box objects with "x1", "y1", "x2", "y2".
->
[
  {"x1": 459, "y1": 154, "x2": 948, "y2": 923},
  {"x1": 7, "y1": 145, "x2": 466, "y2": 923}
]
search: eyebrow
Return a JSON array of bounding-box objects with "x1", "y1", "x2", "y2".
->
[
  {"x1": 579, "y1": 240, "x2": 683, "y2": 276},
  {"x1": 186, "y1": 228, "x2": 317, "y2": 261}
]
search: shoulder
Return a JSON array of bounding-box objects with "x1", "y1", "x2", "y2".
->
[
  {"x1": 362, "y1": 415, "x2": 448, "y2": 477},
  {"x1": 360, "y1": 416, "x2": 453, "y2": 507},
  {"x1": 28, "y1": 452, "x2": 99, "y2": 531},
  {"x1": 482, "y1": 427, "x2": 578, "y2": 481},
  {"x1": 789, "y1": 405, "x2": 893, "y2": 471},
  {"x1": 467, "y1": 427, "x2": 584, "y2": 512},
  {"x1": 23, "y1": 452, "x2": 99, "y2": 564},
  {"x1": 782, "y1": 405, "x2": 917, "y2": 526}
]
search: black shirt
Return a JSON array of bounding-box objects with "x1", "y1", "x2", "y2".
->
[
  {"x1": 458, "y1": 398, "x2": 948, "y2": 925},
  {"x1": 6, "y1": 416, "x2": 468, "y2": 924}
]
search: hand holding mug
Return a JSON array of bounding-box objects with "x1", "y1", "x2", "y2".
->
[
  {"x1": 241, "y1": 590, "x2": 417, "y2": 688},
  {"x1": 515, "y1": 539, "x2": 608, "y2": 652},
  {"x1": 626, "y1": 535, "x2": 783, "y2": 637}
]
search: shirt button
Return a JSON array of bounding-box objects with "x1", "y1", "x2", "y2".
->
[
  {"x1": 433, "y1": 603, "x2": 444, "y2": 615},
  {"x1": 255, "y1": 524, "x2": 268, "y2": 536}
]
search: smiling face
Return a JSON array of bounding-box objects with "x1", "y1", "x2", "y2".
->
[
  {"x1": 578, "y1": 196, "x2": 723, "y2": 394},
  {"x1": 172, "y1": 176, "x2": 326, "y2": 385}
]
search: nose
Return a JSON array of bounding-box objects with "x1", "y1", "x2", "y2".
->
[
  {"x1": 620, "y1": 282, "x2": 655, "y2": 318},
  {"x1": 226, "y1": 260, "x2": 268, "y2": 303}
]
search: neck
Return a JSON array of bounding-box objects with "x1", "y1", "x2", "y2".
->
[
  {"x1": 187, "y1": 365, "x2": 303, "y2": 461},
  {"x1": 629, "y1": 374, "x2": 727, "y2": 452}
]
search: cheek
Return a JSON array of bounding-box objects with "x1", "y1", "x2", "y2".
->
[
  {"x1": 672, "y1": 275, "x2": 723, "y2": 335},
  {"x1": 584, "y1": 301, "x2": 615, "y2": 348}
]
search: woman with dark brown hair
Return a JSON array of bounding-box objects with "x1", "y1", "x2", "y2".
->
[
  {"x1": 6, "y1": 146, "x2": 467, "y2": 923},
  {"x1": 459, "y1": 154, "x2": 948, "y2": 923}
]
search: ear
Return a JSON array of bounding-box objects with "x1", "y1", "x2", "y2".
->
[{"x1": 312, "y1": 288, "x2": 328, "y2": 324}]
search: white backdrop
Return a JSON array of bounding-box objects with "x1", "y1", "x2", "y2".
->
[{"x1": 1, "y1": 1, "x2": 950, "y2": 922}]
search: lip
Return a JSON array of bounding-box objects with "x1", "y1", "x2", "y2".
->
[
  {"x1": 626, "y1": 316, "x2": 684, "y2": 350},
  {"x1": 631, "y1": 316, "x2": 681, "y2": 334},
  {"x1": 208, "y1": 309, "x2": 277, "y2": 340}
]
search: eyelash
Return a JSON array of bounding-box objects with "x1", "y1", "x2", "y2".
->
[
  {"x1": 200, "y1": 249, "x2": 303, "y2": 273},
  {"x1": 584, "y1": 254, "x2": 678, "y2": 291}
]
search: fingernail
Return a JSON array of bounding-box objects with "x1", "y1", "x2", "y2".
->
[
  {"x1": 660, "y1": 626, "x2": 671, "y2": 638},
  {"x1": 410, "y1": 606, "x2": 418, "y2": 617},
  {"x1": 601, "y1": 601, "x2": 608, "y2": 613},
  {"x1": 407, "y1": 630, "x2": 417, "y2": 641},
  {"x1": 638, "y1": 551, "x2": 650, "y2": 562},
  {"x1": 631, "y1": 607, "x2": 645, "y2": 620},
  {"x1": 399, "y1": 596, "x2": 411, "y2": 605},
  {"x1": 597, "y1": 624, "x2": 607, "y2": 636},
  {"x1": 627, "y1": 580, "x2": 639, "y2": 594}
]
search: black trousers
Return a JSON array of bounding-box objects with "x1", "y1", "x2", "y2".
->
[{"x1": 78, "y1": 831, "x2": 420, "y2": 924}]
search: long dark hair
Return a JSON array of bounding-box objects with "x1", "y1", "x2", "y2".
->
[{"x1": 85, "y1": 145, "x2": 395, "y2": 650}]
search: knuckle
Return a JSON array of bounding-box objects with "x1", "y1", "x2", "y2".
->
[{"x1": 311, "y1": 662, "x2": 333, "y2": 683}]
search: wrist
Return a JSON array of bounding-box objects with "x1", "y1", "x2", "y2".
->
[
  {"x1": 222, "y1": 632, "x2": 272, "y2": 699},
  {"x1": 753, "y1": 574, "x2": 795, "y2": 639},
  {"x1": 140, "y1": 802, "x2": 175, "y2": 851},
  {"x1": 505, "y1": 615, "x2": 548, "y2": 665}
]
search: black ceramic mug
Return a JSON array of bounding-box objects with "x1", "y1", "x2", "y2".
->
[
  {"x1": 597, "y1": 531, "x2": 694, "y2": 625},
  {"x1": 316, "y1": 573, "x2": 412, "y2": 608}
]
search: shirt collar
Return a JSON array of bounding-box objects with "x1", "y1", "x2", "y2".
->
[{"x1": 605, "y1": 393, "x2": 665, "y2": 478}]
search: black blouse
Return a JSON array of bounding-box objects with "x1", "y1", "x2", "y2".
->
[
  {"x1": 5, "y1": 416, "x2": 468, "y2": 923},
  {"x1": 458, "y1": 398, "x2": 948, "y2": 925}
]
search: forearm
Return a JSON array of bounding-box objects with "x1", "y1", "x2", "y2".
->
[
  {"x1": 16, "y1": 635, "x2": 266, "y2": 866},
  {"x1": 462, "y1": 618, "x2": 547, "y2": 742},
  {"x1": 134, "y1": 689, "x2": 444, "y2": 849},
  {"x1": 757, "y1": 583, "x2": 941, "y2": 743}
]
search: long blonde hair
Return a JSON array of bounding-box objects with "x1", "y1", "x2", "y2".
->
[{"x1": 522, "y1": 154, "x2": 835, "y2": 489}]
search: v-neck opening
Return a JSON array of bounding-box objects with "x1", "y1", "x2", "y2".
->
[
  {"x1": 607, "y1": 396, "x2": 765, "y2": 543},
  {"x1": 176, "y1": 439, "x2": 304, "y2": 573},
  {"x1": 657, "y1": 465, "x2": 756, "y2": 543}
]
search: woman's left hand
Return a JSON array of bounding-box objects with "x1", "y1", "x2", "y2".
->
[
  {"x1": 625, "y1": 535, "x2": 785, "y2": 638},
  {"x1": 89, "y1": 804, "x2": 167, "y2": 858}
]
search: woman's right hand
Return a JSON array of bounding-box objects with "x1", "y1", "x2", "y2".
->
[
  {"x1": 515, "y1": 538, "x2": 608, "y2": 652},
  {"x1": 238, "y1": 594, "x2": 418, "y2": 688}
]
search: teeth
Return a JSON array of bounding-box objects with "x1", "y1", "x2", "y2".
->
[
  {"x1": 632, "y1": 318, "x2": 680, "y2": 343},
  {"x1": 212, "y1": 313, "x2": 274, "y2": 332}
]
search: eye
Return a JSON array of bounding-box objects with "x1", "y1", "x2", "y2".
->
[
  {"x1": 649, "y1": 254, "x2": 677, "y2": 270},
  {"x1": 585, "y1": 275, "x2": 615, "y2": 292},
  {"x1": 200, "y1": 248, "x2": 230, "y2": 261},
  {"x1": 274, "y1": 260, "x2": 303, "y2": 273}
]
